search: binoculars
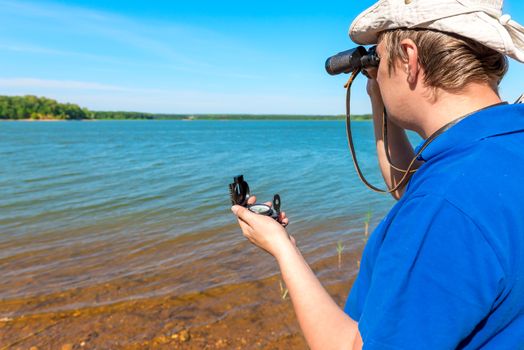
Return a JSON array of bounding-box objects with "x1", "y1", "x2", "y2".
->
[{"x1": 325, "y1": 46, "x2": 380, "y2": 75}]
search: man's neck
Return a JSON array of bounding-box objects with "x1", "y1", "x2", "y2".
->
[{"x1": 416, "y1": 84, "x2": 502, "y2": 139}]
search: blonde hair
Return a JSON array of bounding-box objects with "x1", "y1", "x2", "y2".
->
[{"x1": 378, "y1": 29, "x2": 508, "y2": 93}]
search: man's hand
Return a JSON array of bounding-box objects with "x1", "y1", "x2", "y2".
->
[
  {"x1": 231, "y1": 195, "x2": 295, "y2": 258},
  {"x1": 364, "y1": 67, "x2": 383, "y2": 106}
]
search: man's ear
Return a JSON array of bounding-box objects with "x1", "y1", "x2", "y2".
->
[{"x1": 400, "y1": 39, "x2": 420, "y2": 85}]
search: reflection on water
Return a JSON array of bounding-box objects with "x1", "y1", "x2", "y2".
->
[{"x1": 0, "y1": 120, "x2": 399, "y2": 317}]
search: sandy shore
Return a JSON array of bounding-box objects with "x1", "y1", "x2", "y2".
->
[{"x1": 0, "y1": 249, "x2": 360, "y2": 349}]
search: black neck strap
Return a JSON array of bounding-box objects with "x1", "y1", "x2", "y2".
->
[{"x1": 345, "y1": 68, "x2": 508, "y2": 194}]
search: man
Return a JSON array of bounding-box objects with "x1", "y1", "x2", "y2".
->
[{"x1": 231, "y1": 0, "x2": 524, "y2": 348}]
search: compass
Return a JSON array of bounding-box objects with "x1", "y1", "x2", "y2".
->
[{"x1": 228, "y1": 175, "x2": 281, "y2": 221}]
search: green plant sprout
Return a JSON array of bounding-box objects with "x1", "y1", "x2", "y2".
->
[
  {"x1": 279, "y1": 279, "x2": 289, "y2": 300},
  {"x1": 363, "y1": 210, "x2": 373, "y2": 243},
  {"x1": 336, "y1": 240, "x2": 345, "y2": 270}
]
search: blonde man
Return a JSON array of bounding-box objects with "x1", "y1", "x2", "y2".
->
[{"x1": 232, "y1": 0, "x2": 524, "y2": 348}]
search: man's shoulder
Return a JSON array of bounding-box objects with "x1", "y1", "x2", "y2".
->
[
  {"x1": 401, "y1": 130, "x2": 524, "y2": 275},
  {"x1": 407, "y1": 105, "x2": 524, "y2": 203},
  {"x1": 406, "y1": 130, "x2": 524, "y2": 221}
]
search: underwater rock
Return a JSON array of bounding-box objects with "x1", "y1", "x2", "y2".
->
[{"x1": 179, "y1": 329, "x2": 190, "y2": 342}]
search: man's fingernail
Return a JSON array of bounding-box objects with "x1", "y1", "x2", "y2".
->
[{"x1": 231, "y1": 205, "x2": 238, "y2": 214}]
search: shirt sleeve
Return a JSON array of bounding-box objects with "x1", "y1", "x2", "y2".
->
[{"x1": 357, "y1": 195, "x2": 505, "y2": 350}]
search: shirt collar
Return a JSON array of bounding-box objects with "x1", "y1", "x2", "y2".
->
[{"x1": 415, "y1": 103, "x2": 524, "y2": 162}]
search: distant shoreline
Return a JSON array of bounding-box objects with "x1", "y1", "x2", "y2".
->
[
  {"x1": 0, "y1": 117, "x2": 372, "y2": 122},
  {"x1": 1, "y1": 115, "x2": 372, "y2": 122},
  {"x1": 0, "y1": 95, "x2": 372, "y2": 121}
]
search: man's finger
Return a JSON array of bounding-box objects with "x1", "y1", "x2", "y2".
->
[
  {"x1": 247, "y1": 195, "x2": 257, "y2": 205},
  {"x1": 264, "y1": 201, "x2": 272, "y2": 207},
  {"x1": 364, "y1": 67, "x2": 378, "y2": 79},
  {"x1": 237, "y1": 217, "x2": 253, "y2": 235}
]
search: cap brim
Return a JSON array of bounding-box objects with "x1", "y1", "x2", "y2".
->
[{"x1": 349, "y1": 0, "x2": 390, "y2": 45}]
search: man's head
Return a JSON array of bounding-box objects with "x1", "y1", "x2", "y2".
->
[{"x1": 351, "y1": 0, "x2": 524, "y2": 135}]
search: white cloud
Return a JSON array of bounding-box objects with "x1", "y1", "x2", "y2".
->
[
  {"x1": 0, "y1": 44, "x2": 69, "y2": 56},
  {"x1": 0, "y1": 78, "x2": 134, "y2": 92},
  {"x1": 0, "y1": 0, "x2": 248, "y2": 69}
]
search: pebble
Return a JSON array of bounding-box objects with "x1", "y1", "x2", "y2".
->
[
  {"x1": 153, "y1": 335, "x2": 169, "y2": 344},
  {"x1": 30, "y1": 347, "x2": 38, "y2": 350},
  {"x1": 61, "y1": 344, "x2": 73, "y2": 350},
  {"x1": 215, "y1": 338, "x2": 228, "y2": 348},
  {"x1": 179, "y1": 329, "x2": 190, "y2": 342}
]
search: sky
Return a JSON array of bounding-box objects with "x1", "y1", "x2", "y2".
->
[{"x1": 1, "y1": 0, "x2": 523, "y2": 115}]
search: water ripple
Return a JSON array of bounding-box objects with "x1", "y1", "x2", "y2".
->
[{"x1": 0, "y1": 120, "x2": 411, "y2": 305}]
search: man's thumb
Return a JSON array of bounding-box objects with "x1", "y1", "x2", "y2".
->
[
  {"x1": 231, "y1": 205, "x2": 254, "y2": 223},
  {"x1": 231, "y1": 205, "x2": 244, "y2": 217}
]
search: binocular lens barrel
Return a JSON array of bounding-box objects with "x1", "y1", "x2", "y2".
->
[{"x1": 325, "y1": 46, "x2": 379, "y2": 75}]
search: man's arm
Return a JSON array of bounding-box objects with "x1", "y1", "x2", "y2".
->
[
  {"x1": 276, "y1": 241, "x2": 363, "y2": 350},
  {"x1": 367, "y1": 76, "x2": 422, "y2": 200}
]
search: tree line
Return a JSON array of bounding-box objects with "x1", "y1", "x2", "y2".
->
[
  {"x1": 0, "y1": 95, "x2": 89, "y2": 120},
  {"x1": 0, "y1": 95, "x2": 371, "y2": 120}
]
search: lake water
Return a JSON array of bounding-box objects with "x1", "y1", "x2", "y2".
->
[{"x1": 0, "y1": 120, "x2": 407, "y2": 317}]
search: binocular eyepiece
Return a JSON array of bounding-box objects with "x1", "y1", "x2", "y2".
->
[{"x1": 325, "y1": 45, "x2": 380, "y2": 75}]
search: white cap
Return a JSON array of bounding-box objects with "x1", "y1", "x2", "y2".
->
[{"x1": 349, "y1": 0, "x2": 524, "y2": 62}]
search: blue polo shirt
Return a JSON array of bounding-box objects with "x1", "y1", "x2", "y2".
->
[{"x1": 345, "y1": 103, "x2": 524, "y2": 349}]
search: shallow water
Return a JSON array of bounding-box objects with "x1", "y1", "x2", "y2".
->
[{"x1": 0, "y1": 120, "x2": 402, "y2": 318}]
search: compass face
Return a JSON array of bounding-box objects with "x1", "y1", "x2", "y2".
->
[{"x1": 249, "y1": 204, "x2": 271, "y2": 215}]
